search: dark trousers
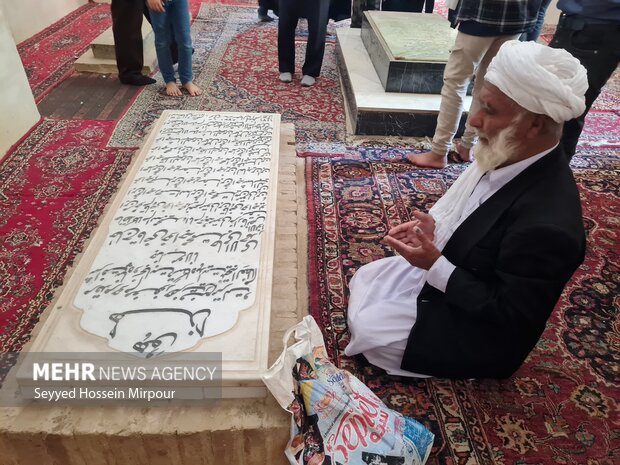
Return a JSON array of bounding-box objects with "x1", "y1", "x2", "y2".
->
[
  {"x1": 382, "y1": 0, "x2": 425, "y2": 12},
  {"x1": 278, "y1": 0, "x2": 331, "y2": 77},
  {"x1": 549, "y1": 15, "x2": 620, "y2": 159},
  {"x1": 111, "y1": 0, "x2": 145, "y2": 80}
]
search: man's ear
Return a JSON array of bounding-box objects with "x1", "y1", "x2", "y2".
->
[{"x1": 526, "y1": 113, "x2": 546, "y2": 138}]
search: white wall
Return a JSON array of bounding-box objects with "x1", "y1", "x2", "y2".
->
[
  {"x1": 2, "y1": 0, "x2": 86, "y2": 44},
  {"x1": 0, "y1": 1, "x2": 40, "y2": 158}
]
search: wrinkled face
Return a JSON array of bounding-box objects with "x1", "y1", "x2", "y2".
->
[{"x1": 469, "y1": 84, "x2": 529, "y2": 170}]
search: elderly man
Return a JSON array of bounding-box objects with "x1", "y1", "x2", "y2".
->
[{"x1": 345, "y1": 41, "x2": 588, "y2": 379}]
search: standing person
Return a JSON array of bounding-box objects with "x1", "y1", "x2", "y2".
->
[
  {"x1": 146, "y1": 0, "x2": 202, "y2": 97},
  {"x1": 277, "y1": 0, "x2": 331, "y2": 87},
  {"x1": 520, "y1": 0, "x2": 552, "y2": 42},
  {"x1": 345, "y1": 41, "x2": 588, "y2": 378},
  {"x1": 549, "y1": 0, "x2": 620, "y2": 160},
  {"x1": 407, "y1": 0, "x2": 543, "y2": 169},
  {"x1": 111, "y1": 0, "x2": 156, "y2": 86}
]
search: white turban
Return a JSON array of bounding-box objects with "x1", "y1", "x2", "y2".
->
[{"x1": 485, "y1": 41, "x2": 588, "y2": 123}]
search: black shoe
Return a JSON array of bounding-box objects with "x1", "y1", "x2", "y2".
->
[
  {"x1": 258, "y1": 8, "x2": 274, "y2": 22},
  {"x1": 120, "y1": 75, "x2": 156, "y2": 86}
]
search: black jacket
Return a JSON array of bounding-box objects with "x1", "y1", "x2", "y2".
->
[{"x1": 402, "y1": 147, "x2": 586, "y2": 378}]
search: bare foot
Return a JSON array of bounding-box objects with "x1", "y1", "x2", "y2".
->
[
  {"x1": 165, "y1": 82, "x2": 182, "y2": 97},
  {"x1": 455, "y1": 142, "x2": 473, "y2": 162},
  {"x1": 183, "y1": 82, "x2": 203, "y2": 96},
  {"x1": 406, "y1": 151, "x2": 447, "y2": 169}
]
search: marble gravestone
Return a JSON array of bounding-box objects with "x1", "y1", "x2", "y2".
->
[
  {"x1": 23, "y1": 110, "x2": 281, "y2": 397},
  {"x1": 361, "y1": 11, "x2": 472, "y2": 95}
]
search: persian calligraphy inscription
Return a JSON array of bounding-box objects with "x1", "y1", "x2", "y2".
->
[{"x1": 74, "y1": 111, "x2": 280, "y2": 357}]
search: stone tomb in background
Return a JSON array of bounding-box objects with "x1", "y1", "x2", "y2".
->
[
  {"x1": 22, "y1": 110, "x2": 281, "y2": 398},
  {"x1": 361, "y1": 11, "x2": 472, "y2": 94}
]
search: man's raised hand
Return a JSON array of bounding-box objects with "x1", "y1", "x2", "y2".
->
[
  {"x1": 387, "y1": 211, "x2": 435, "y2": 248},
  {"x1": 384, "y1": 226, "x2": 441, "y2": 270},
  {"x1": 147, "y1": 0, "x2": 166, "y2": 13}
]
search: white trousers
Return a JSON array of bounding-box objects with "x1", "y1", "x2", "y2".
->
[
  {"x1": 344, "y1": 256, "x2": 430, "y2": 377},
  {"x1": 432, "y1": 31, "x2": 520, "y2": 156}
]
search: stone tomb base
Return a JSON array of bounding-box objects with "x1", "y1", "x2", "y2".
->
[
  {"x1": 361, "y1": 11, "x2": 466, "y2": 94},
  {"x1": 17, "y1": 110, "x2": 284, "y2": 398},
  {"x1": 337, "y1": 28, "x2": 470, "y2": 137},
  {"x1": 0, "y1": 122, "x2": 307, "y2": 465}
]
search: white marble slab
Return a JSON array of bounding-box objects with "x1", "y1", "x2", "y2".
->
[
  {"x1": 25, "y1": 111, "x2": 281, "y2": 393},
  {"x1": 337, "y1": 28, "x2": 472, "y2": 112}
]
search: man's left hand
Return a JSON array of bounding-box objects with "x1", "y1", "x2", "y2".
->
[{"x1": 384, "y1": 226, "x2": 441, "y2": 270}]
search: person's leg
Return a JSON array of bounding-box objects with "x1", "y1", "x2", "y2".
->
[
  {"x1": 168, "y1": 0, "x2": 200, "y2": 95},
  {"x1": 424, "y1": 0, "x2": 434, "y2": 14},
  {"x1": 520, "y1": 0, "x2": 552, "y2": 42},
  {"x1": 112, "y1": 0, "x2": 155, "y2": 85},
  {"x1": 258, "y1": 0, "x2": 268, "y2": 16},
  {"x1": 300, "y1": 0, "x2": 330, "y2": 79},
  {"x1": 144, "y1": 3, "x2": 180, "y2": 65},
  {"x1": 149, "y1": 4, "x2": 180, "y2": 95},
  {"x1": 408, "y1": 32, "x2": 499, "y2": 168},
  {"x1": 550, "y1": 24, "x2": 620, "y2": 159},
  {"x1": 459, "y1": 33, "x2": 519, "y2": 152},
  {"x1": 277, "y1": 0, "x2": 299, "y2": 76}
]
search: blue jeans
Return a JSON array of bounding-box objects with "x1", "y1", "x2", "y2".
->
[
  {"x1": 520, "y1": 0, "x2": 552, "y2": 42},
  {"x1": 149, "y1": 0, "x2": 193, "y2": 84}
]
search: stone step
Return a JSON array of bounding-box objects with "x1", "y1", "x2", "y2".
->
[
  {"x1": 362, "y1": 11, "x2": 472, "y2": 95},
  {"x1": 91, "y1": 22, "x2": 155, "y2": 60},
  {"x1": 74, "y1": 45, "x2": 158, "y2": 75},
  {"x1": 337, "y1": 28, "x2": 471, "y2": 137}
]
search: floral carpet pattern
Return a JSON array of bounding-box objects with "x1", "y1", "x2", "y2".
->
[
  {"x1": 109, "y1": 4, "x2": 346, "y2": 150},
  {"x1": 0, "y1": 119, "x2": 134, "y2": 353},
  {"x1": 307, "y1": 148, "x2": 620, "y2": 464},
  {"x1": 16, "y1": 2, "x2": 111, "y2": 102}
]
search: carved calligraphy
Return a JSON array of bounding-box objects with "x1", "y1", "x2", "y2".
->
[{"x1": 75, "y1": 111, "x2": 279, "y2": 357}]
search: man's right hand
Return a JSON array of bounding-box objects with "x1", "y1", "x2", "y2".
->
[
  {"x1": 387, "y1": 210, "x2": 435, "y2": 247},
  {"x1": 147, "y1": 0, "x2": 165, "y2": 13}
]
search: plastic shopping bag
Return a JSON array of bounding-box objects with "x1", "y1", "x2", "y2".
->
[{"x1": 263, "y1": 316, "x2": 434, "y2": 465}]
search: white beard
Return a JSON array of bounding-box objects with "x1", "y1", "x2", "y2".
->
[{"x1": 473, "y1": 124, "x2": 522, "y2": 172}]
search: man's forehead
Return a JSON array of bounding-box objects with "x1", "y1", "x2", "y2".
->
[{"x1": 480, "y1": 82, "x2": 519, "y2": 109}]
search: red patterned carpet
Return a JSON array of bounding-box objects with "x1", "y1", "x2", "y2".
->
[
  {"x1": 0, "y1": 120, "x2": 134, "y2": 353},
  {"x1": 307, "y1": 149, "x2": 620, "y2": 464},
  {"x1": 17, "y1": 2, "x2": 111, "y2": 102}
]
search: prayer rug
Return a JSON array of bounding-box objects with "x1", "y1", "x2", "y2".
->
[
  {"x1": 109, "y1": 4, "x2": 347, "y2": 151},
  {"x1": 306, "y1": 148, "x2": 620, "y2": 464},
  {"x1": 16, "y1": 2, "x2": 111, "y2": 102},
  {"x1": 0, "y1": 119, "x2": 134, "y2": 354}
]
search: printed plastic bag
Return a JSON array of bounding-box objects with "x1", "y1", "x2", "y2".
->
[{"x1": 263, "y1": 316, "x2": 434, "y2": 465}]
